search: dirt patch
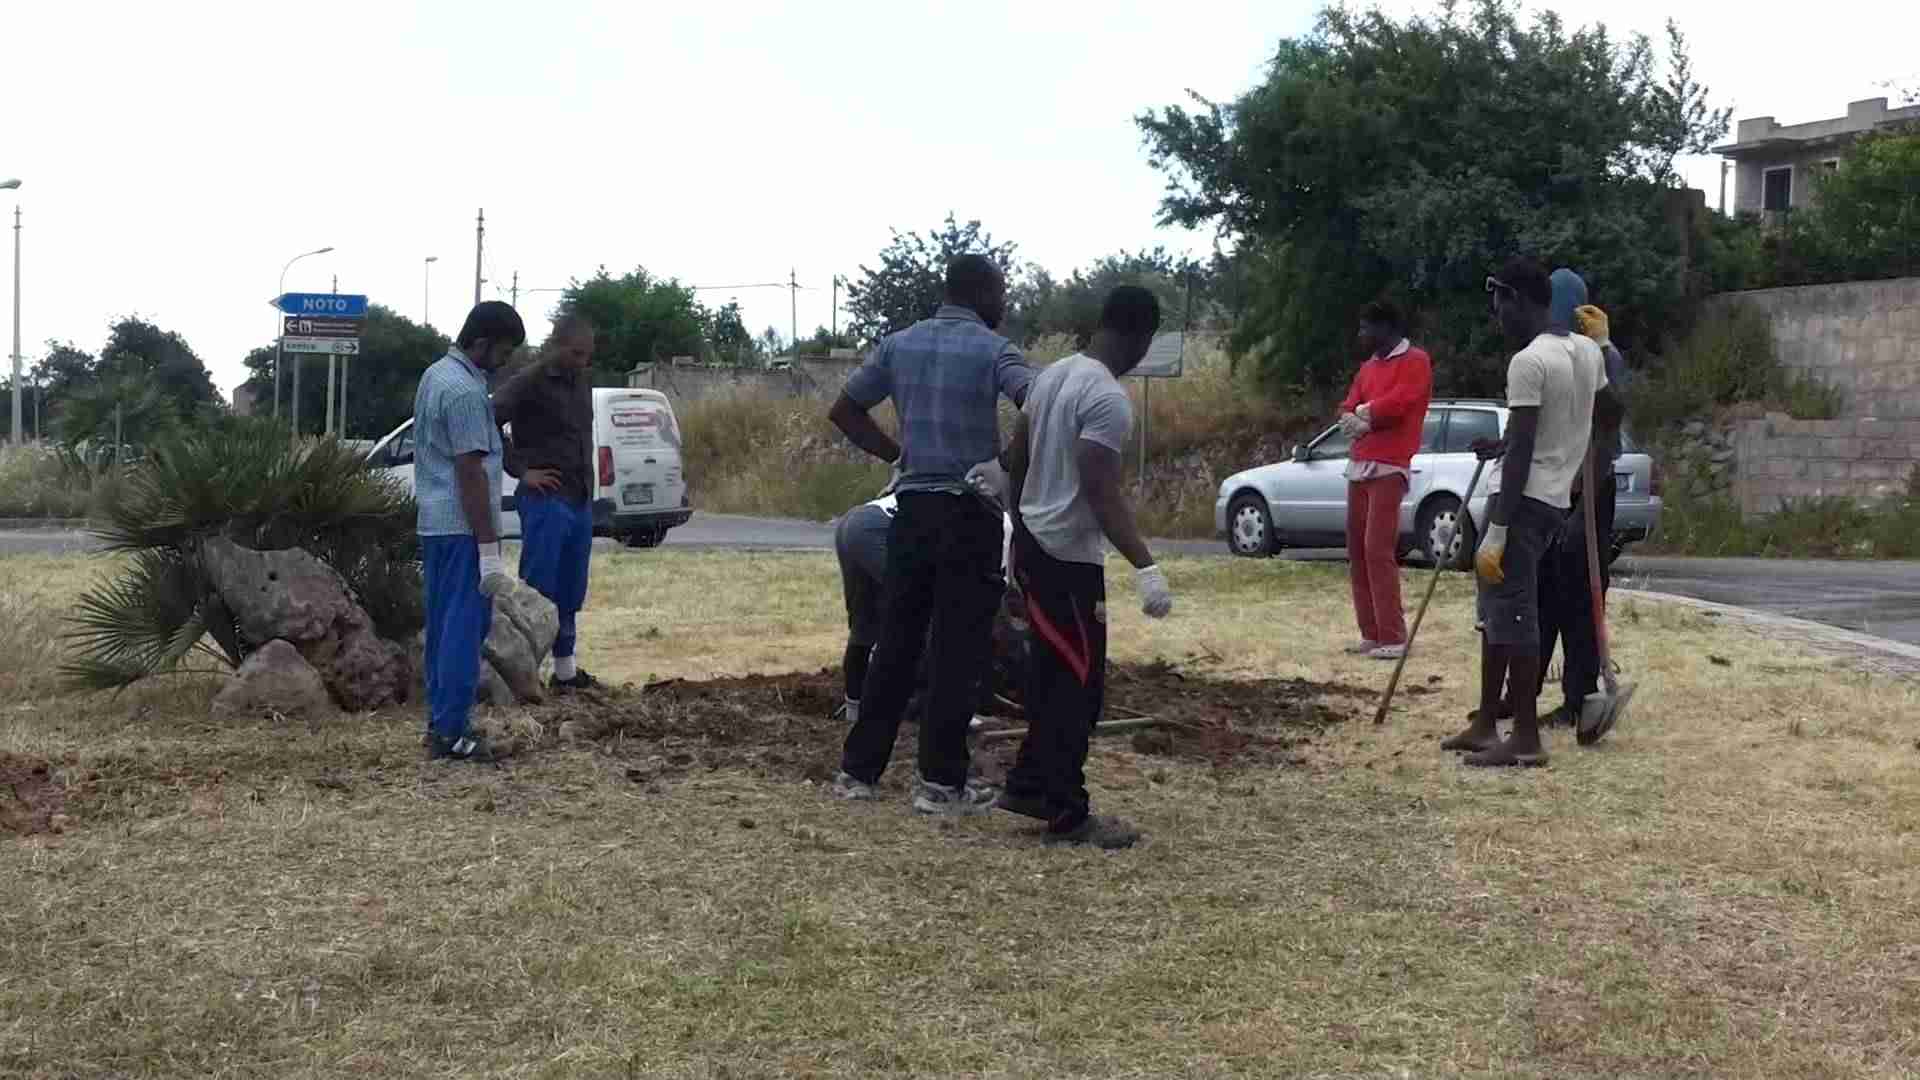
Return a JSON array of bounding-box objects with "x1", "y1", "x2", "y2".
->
[
  {"x1": 0, "y1": 752, "x2": 69, "y2": 837},
  {"x1": 522, "y1": 661, "x2": 1365, "y2": 779}
]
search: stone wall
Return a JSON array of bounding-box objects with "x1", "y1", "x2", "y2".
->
[
  {"x1": 1732, "y1": 414, "x2": 1920, "y2": 514},
  {"x1": 627, "y1": 358, "x2": 860, "y2": 405},
  {"x1": 1705, "y1": 277, "x2": 1920, "y2": 418}
]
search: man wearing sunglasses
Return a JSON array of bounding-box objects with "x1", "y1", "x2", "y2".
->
[{"x1": 1444, "y1": 258, "x2": 1621, "y2": 767}]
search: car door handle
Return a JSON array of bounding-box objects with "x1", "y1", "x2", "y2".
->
[
  {"x1": 643, "y1": 458, "x2": 657, "y2": 464},
  {"x1": 1410, "y1": 468, "x2": 1425, "y2": 474}
]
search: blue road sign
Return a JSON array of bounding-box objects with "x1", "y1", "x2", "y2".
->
[{"x1": 273, "y1": 292, "x2": 368, "y2": 317}]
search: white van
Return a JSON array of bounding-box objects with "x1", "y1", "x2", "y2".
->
[{"x1": 363, "y1": 387, "x2": 691, "y2": 548}]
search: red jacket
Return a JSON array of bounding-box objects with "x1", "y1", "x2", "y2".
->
[{"x1": 1338, "y1": 343, "x2": 1434, "y2": 470}]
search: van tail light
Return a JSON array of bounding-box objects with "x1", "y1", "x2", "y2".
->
[
  {"x1": 597, "y1": 446, "x2": 614, "y2": 487},
  {"x1": 1649, "y1": 458, "x2": 1663, "y2": 498}
]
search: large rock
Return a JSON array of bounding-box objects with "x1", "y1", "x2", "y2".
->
[
  {"x1": 484, "y1": 602, "x2": 545, "y2": 704},
  {"x1": 493, "y1": 580, "x2": 560, "y2": 661},
  {"x1": 315, "y1": 626, "x2": 406, "y2": 712},
  {"x1": 213, "y1": 640, "x2": 335, "y2": 721},
  {"x1": 201, "y1": 537, "x2": 357, "y2": 646},
  {"x1": 476, "y1": 659, "x2": 515, "y2": 707},
  {"x1": 202, "y1": 537, "x2": 406, "y2": 713}
]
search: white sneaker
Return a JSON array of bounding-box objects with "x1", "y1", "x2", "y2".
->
[
  {"x1": 1368, "y1": 643, "x2": 1408, "y2": 660},
  {"x1": 911, "y1": 774, "x2": 997, "y2": 816},
  {"x1": 831, "y1": 771, "x2": 878, "y2": 801},
  {"x1": 1344, "y1": 640, "x2": 1381, "y2": 655}
]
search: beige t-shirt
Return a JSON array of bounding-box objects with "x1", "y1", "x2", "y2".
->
[
  {"x1": 1506, "y1": 333, "x2": 1607, "y2": 510},
  {"x1": 1018, "y1": 354, "x2": 1134, "y2": 565}
]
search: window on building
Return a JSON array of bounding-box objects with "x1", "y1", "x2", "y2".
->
[{"x1": 1763, "y1": 166, "x2": 1793, "y2": 212}]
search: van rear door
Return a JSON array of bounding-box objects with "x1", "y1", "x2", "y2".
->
[{"x1": 600, "y1": 393, "x2": 683, "y2": 514}]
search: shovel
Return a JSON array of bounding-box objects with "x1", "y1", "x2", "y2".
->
[
  {"x1": 1374, "y1": 457, "x2": 1488, "y2": 724},
  {"x1": 1576, "y1": 448, "x2": 1635, "y2": 744}
]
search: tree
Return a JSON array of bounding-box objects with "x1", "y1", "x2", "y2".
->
[
  {"x1": 238, "y1": 305, "x2": 449, "y2": 440},
  {"x1": 1137, "y1": 2, "x2": 1729, "y2": 393},
  {"x1": 759, "y1": 326, "x2": 785, "y2": 360},
  {"x1": 1796, "y1": 131, "x2": 1920, "y2": 281},
  {"x1": 705, "y1": 300, "x2": 756, "y2": 365},
  {"x1": 557, "y1": 266, "x2": 709, "y2": 379},
  {"x1": 98, "y1": 317, "x2": 223, "y2": 417},
  {"x1": 1011, "y1": 248, "x2": 1208, "y2": 348},
  {"x1": 843, "y1": 215, "x2": 1018, "y2": 343}
]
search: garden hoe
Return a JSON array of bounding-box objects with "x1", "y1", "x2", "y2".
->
[
  {"x1": 1576, "y1": 448, "x2": 1636, "y2": 744},
  {"x1": 1374, "y1": 456, "x2": 1488, "y2": 724}
]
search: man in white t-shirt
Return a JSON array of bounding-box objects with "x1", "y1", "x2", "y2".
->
[
  {"x1": 997, "y1": 286, "x2": 1171, "y2": 849},
  {"x1": 1445, "y1": 257, "x2": 1621, "y2": 768}
]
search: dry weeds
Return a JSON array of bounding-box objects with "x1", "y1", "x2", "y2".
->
[{"x1": 2, "y1": 549, "x2": 1918, "y2": 1078}]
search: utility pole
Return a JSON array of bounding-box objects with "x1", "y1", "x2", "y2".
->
[
  {"x1": 10, "y1": 203, "x2": 22, "y2": 447},
  {"x1": 789, "y1": 267, "x2": 798, "y2": 361},
  {"x1": 473, "y1": 208, "x2": 485, "y2": 306},
  {"x1": 1719, "y1": 160, "x2": 1731, "y2": 216},
  {"x1": 831, "y1": 275, "x2": 839, "y2": 340},
  {"x1": 510, "y1": 270, "x2": 519, "y2": 310}
]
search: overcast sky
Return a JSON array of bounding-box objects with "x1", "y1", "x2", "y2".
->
[{"x1": 2, "y1": 1, "x2": 1915, "y2": 408}]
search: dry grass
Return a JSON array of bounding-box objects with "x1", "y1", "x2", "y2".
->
[{"x1": 3, "y1": 550, "x2": 1920, "y2": 1077}]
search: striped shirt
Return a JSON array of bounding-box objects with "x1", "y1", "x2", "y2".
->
[
  {"x1": 413, "y1": 347, "x2": 503, "y2": 537},
  {"x1": 843, "y1": 305, "x2": 1033, "y2": 494}
]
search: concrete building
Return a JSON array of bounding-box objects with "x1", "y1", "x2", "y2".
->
[{"x1": 1714, "y1": 97, "x2": 1920, "y2": 217}]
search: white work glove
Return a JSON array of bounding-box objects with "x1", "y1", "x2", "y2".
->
[
  {"x1": 478, "y1": 548, "x2": 515, "y2": 597},
  {"x1": 1135, "y1": 564, "x2": 1173, "y2": 619},
  {"x1": 1336, "y1": 412, "x2": 1364, "y2": 439},
  {"x1": 1355, "y1": 402, "x2": 1373, "y2": 423},
  {"x1": 1474, "y1": 524, "x2": 1508, "y2": 585}
]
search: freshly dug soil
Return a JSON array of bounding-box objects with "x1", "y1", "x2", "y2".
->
[
  {"x1": 525, "y1": 661, "x2": 1366, "y2": 779},
  {"x1": 0, "y1": 752, "x2": 68, "y2": 837}
]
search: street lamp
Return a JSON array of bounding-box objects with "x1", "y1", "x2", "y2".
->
[
  {"x1": 3, "y1": 178, "x2": 21, "y2": 446},
  {"x1": 274, "y1": 245, "x2": 334, "y2": 426},
  {"x1": 423, "y1": 255, "x2": 439, "y2": 329}
]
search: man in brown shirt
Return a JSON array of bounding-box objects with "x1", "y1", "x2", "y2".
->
[{"x1": 493, "y1": 311, "x2": 599, "y2": 691}]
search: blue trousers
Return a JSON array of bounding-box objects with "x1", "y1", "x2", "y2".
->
[
  {"x1": 517, "y1": 491, "x2": 593, "y2": 659},
  {"x1": 422, "y1": 535, "x2": 493, "y2": 740}
]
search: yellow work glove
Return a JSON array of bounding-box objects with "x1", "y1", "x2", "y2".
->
[
  {"x1": 1474, "y1": 524, "x2": 1508, "y2": 585},
  {"x1": 1573, "y1": 304, "x2": 1610, "y2": 347}
]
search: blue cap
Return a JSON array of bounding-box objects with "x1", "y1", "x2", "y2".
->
[{"x1": 1548, "y1": 268, "x2": 1588, "y2": 335}]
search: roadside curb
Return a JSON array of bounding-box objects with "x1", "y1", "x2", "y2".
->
[
  {"x1": 1616, "y1": 587, "x2": 1920, "y2": 680},
  {"x1": 0, "y1": 518, "x2": 89, "y2": 531}
]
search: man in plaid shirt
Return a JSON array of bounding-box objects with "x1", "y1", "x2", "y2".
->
[{"x1": 827, "y1": 254, "x2": 1034, "y2": 814}]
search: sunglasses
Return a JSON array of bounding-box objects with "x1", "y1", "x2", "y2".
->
[{"x1": 1485, "y1": 275, "x2": 1517, "y2": 315}]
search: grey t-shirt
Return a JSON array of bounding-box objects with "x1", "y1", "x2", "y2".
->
[{"x1": 1018, "y1": 354, "x2": 1134, "y2": 566}]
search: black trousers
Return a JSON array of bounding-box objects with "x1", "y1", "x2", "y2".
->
[
  {"x1": 840, "y1": 492, "x2": 1003, "y2": 788},
  {"x1": 1005, "y1": 526, "x2": 1106, "y2": 829},
  {"x1": 1537, "y1": 476, "x2": 1616, "y2": 712}
]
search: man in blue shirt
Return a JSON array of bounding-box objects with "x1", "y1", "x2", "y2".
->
[
  {"x1": 415, "y1": 301, "x2": 525, "y2": 762},
  {"x1": 827, "y1": 255, "x2": 1034, "y2": 814}
]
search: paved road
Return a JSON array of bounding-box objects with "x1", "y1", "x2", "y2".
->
[
  {"x1": 8, "y1": 515, "x2": 1920, "y2": 647},
  {"x1": 1615, "y1": 555, "x2": 1920, "y2": 647}
]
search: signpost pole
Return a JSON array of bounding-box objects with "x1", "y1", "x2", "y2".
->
[
  {"x1": 341, "y1": 353, "x2": 349, "y2": 439},
  {"x1": 325, "y1": 277, "x2": 338, "y2": 436},
  {"x1": 292, "y1": 342, "x2": 302, "y2": 438}
]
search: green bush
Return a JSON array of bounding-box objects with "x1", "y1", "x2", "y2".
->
[
  {"x1": 0, "y1": 445, "x2": 109, "y2": 518},
  {"x1": 1647, "y1": 469, "x2": 1920, "y2": 559},
  {"x1": 1628, "y1": 302, "x2": 1841, "y2": 441},
  {"x1": 64, "y1": 421, "x2": 421, "y2": 692}
]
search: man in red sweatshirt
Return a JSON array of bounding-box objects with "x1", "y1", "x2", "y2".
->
[{"x1": 1337, "y1": 301, "x2": 1434, "y2": 660}]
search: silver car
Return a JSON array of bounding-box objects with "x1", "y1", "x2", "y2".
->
[{"x1": 1213, "y1": 400, "x2": 1662, "y2": 566}]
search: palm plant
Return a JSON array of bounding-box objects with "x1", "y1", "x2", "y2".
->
[{"x1": 63, "y1": 420, "x2": 422, "y2": 692}]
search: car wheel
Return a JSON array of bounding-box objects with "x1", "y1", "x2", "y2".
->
[
  {"x1": 1227, "y1": 494, "x2": 1276, "y2": 558},
  {"x1": 624, "y1": 529, "x2": 663, "y2": 549},
  {"x1": 1418, "y1": 495, "x2": 1473, "y2": 570}
]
